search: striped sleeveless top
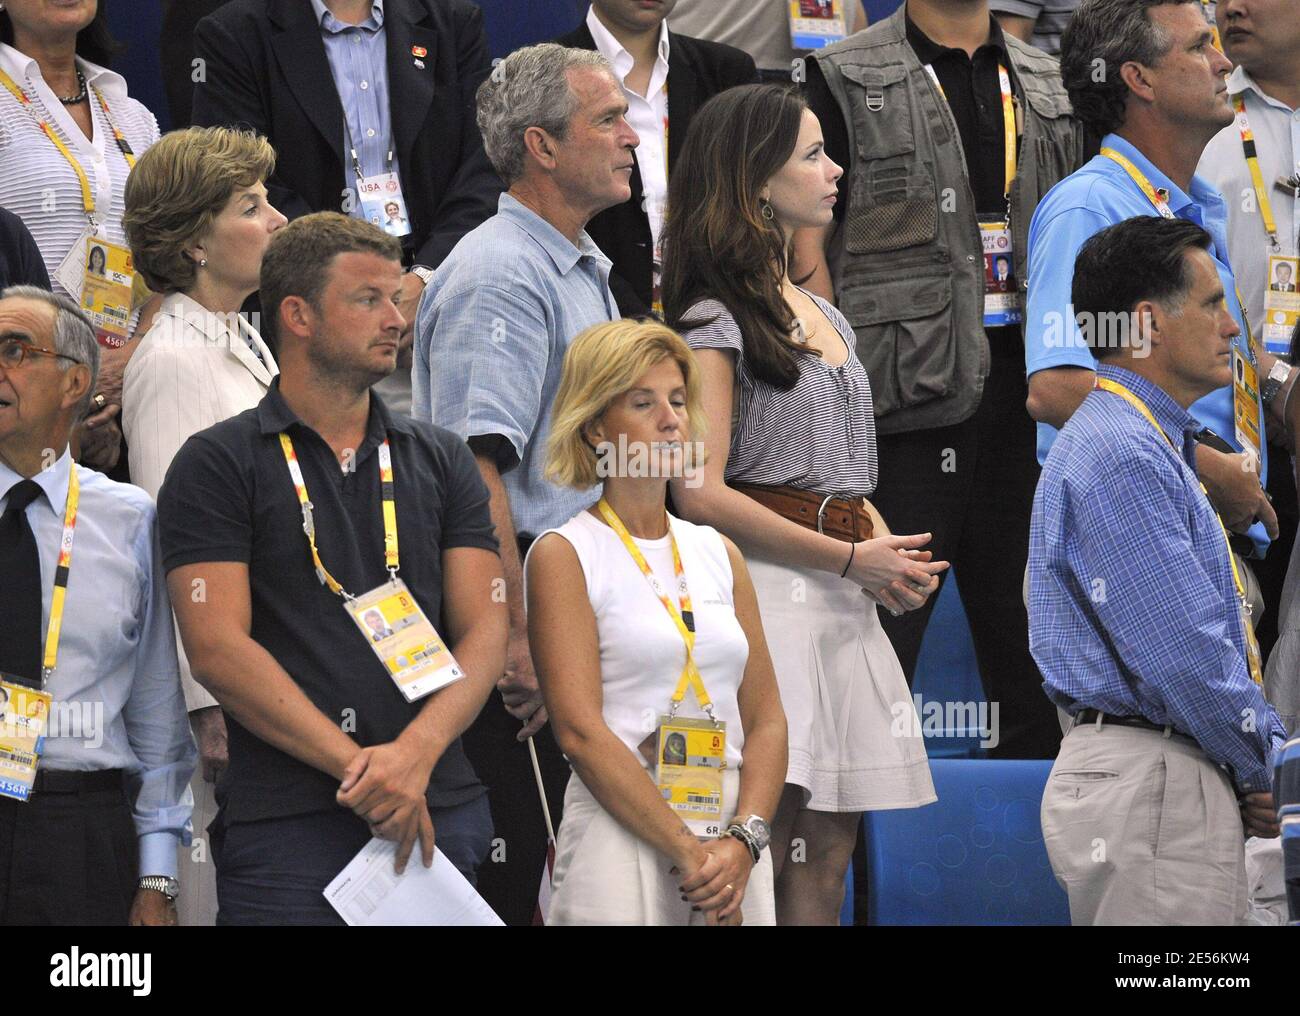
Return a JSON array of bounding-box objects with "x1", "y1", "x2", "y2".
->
[{"x1": 681, "y1": 293, "x2": 878, "y2": 498}]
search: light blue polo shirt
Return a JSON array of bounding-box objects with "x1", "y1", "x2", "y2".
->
[
  {"x1": 1024, "y1": 132, "x2": 1269, "y2": 555},
  {"x1": 412, "y1": 192, "x2": 616, "y2": 539}
]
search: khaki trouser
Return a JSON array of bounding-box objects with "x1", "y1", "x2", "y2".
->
[{"x1": 1040, "y1": 720, "x2": 1248, "y2": 926}]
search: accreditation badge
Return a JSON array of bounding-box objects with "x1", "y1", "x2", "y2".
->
[
  {"x1": 980, "y1": 222, "x2": 1022, "y2": 327},
  {"x1": 357, "y1": 172, "x2": 412, "y2": 239},
  {"x1": 1231, "y1": 342, "x2": 1263, "y2": 462},
  {"x1": 0, "y1": 677, "x2": 53, "y2": 802},
  {"x1": 346, "y1": 578, "x2": 466, "y2": 703},
  {"x1": 788, "y1": 0, "x2": 847, "y2": 50},
  {"x1": 55, "y1": 233, "x2": 137, "y2": 348},
  {"x1": 1262, "y1": 254, "x2": 1300, "y2": 356},
  {"x1": 645, "y1": 716, "x2": 727, "y2": 839}
]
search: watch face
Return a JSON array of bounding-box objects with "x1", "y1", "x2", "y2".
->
[{"x1": 746, "y1": 817, "x2": 771, "y2": 849}]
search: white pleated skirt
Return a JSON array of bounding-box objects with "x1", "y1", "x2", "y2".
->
[
  {"x1": 746, "y1": 555, "x2": 936, "y2": 813},
  {"x1": 547, "y1": 769, "x2": 776, "y2": 926}
]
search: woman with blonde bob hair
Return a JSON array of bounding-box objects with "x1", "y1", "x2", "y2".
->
[
  {"x1": 120, "y1": 124, "x2": 286, "y2": 927},
  {"x1": 527, "y1": 319, "x2": 788, "y2": 925}
]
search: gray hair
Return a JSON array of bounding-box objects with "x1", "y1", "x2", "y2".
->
[
  {"x1": 1060, "y1": 0, "x2": 1185, "y2": 136},
  {"x1": 0, "y1": 286, "x2": 100, "y2": 415},
  {"x1": 476, "y1": 43, "x2": 613, "y2": 186}
]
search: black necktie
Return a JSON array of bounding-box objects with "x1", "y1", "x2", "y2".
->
[{"x1": 0, "y1": 480, "x2": 45, "y2": 685}]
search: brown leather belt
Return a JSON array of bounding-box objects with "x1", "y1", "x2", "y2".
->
[{"x1": 732, "y1": 483, "x2": 873, "y2": 543}]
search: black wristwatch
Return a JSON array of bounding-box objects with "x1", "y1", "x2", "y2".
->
[{"x1": 1262, "y1": 359, "x2": 1294, "y2": 411}]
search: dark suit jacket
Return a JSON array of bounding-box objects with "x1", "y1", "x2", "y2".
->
[
  {"x1": 555, "y1": 21, "x2": 758, "y2": 316},
  {"x1": 160, "y1": 0, "x2": 231, "y2": 128},
  {"x1": 0, "y1": 208, "x2": 50, "y2": 291},
  {"x1": 191, "y1": 0, "x2": 501, "y2": 269}
]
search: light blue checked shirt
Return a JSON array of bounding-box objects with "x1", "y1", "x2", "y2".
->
[
  {"x1": 0, "y1": 450, "x2": 195, "y2": 878},
  {"x1": 310, "y1": 1, "x2": 401, "y2": 200},
  {"x1": 1028, "y1": 363, "x2": 1284, "y2": 793},
  {"x1": 412, "y1": 192, "x2": 616, "y2": 538}
]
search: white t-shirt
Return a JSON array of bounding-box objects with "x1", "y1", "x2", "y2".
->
[
  {"x1": 586, "y1": 6, "x2": 670, "y2": 260},
  {"x1": 529, "y1": 509, "x2": 749, "y2": 769}
]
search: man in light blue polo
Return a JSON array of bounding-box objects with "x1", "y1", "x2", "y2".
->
[
  {"x1": 411, "y1": 42, "x2": 637, "y2": 924},
  {"x1": 1025, "y1": 0, "x2": 1284, "y2": 556}
]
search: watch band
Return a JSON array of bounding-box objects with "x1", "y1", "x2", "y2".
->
[
  {"x1": 1262, "y1": 359, "x2": 1293, "y2": 410},
  {"x1": 409, "y1": 265, "x2": 434, "y2": 286},
  {"x1": 138, "y1": 875, "x2": 179, "y2": 900}
]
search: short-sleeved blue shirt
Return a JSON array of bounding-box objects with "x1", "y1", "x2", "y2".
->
[
  {"x1": 413, "y1": 193, "x2": 617, "y2": 539},
  {"x1": 1024, "y1": 132, "x2": 1269, "y2": 554}
]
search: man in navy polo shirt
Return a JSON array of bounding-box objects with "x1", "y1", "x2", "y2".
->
[{"x1": 158, "y1": 213, "x2": 507, "y2": 925}]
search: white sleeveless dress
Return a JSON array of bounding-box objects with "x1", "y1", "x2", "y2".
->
[{"x1": 526, "y1": 510, "x2": 776, "y2": 926}]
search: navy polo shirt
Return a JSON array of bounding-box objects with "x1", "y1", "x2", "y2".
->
[{"x1": 158, "y1": 379, "x2": 499, "y2": 823}]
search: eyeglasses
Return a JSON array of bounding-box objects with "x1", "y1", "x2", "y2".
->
[{"x1": 0, "y1": 338, "x2": 82, "y2": 370}]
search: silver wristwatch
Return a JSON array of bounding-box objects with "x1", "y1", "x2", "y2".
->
[
  {"x1": 408, "y1": 265, "x2": 434, "y2": 286},
  {"x1": 726, "y1": 814, "x2": 771, "y2": 863},
  {"x1": 1262, "y1": 358, "x2": 1293, "y2": 410},
  {"x1": 138, "y1": 876, "x2": 180, "y2": 901}
]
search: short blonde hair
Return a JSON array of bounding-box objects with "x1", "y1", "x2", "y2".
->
[
  {"x1": 124, "y1": 126, "x2": 276, "y2": 292},
  {"x1": 546, "y1": 319, "x2": 706, "y2": 489}
]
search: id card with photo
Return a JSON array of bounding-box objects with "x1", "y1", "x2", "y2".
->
[
  {"x1": 358, "y1": 172, "x2": 412, "y2": 239},
  {"x1": 346, "y1": 578, "x2": 465, "y2": 702},
  {"x1": 1232, "y1": 343, "x2": 1263, "y2": 462},
  {"x1": 0, "y1": 675, "x2": 47, "y2": 802},
  {"x1": 1263, "y1": 254, "x2": 1300, "y2": 356},
  {"x1": 55, "y1": 234, "x2": 137, "y2": 348},
  {"x1": 788, "y1": 0, "x2": 847, "y2": 50},
  {"x1": 0, "y1": 678, "x2": 52, "y2": 759},
  {"x1": 980, "y1": 222, "x2": 1021, "y2": 327},
  {"x1": 645, "y1": 716, "x2": 727, "y2": 839}
]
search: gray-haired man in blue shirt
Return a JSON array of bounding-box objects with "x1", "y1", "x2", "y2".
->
[{"x1": 412, "y1": 42, "x2": 637, "y2": 925}]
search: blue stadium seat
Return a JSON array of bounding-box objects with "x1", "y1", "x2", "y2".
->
[
  {"x1": 863, "y1": 758, "x2": 1069, "y2": 925},
  {"x1": 912, "y1": 571, "x2": 988, "y2": 759}
]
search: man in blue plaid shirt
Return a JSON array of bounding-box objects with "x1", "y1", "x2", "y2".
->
[{"x1": 1030, "y1": 216, "x2": 1284, "y2": 925}]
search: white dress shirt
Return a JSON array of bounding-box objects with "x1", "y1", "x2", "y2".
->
[
  {"x1": 122, "y1": 291, "x2": 279, "y2": 712},
  {"x1": 1199, "y1": 65, "x2": 1300, "y2": 352},
  {"x1": 586, "y1": 5, "x2": 670, "y2": 257},
  {"x1": 0, "y1": 451, "x2": 196, "y2": 878}
]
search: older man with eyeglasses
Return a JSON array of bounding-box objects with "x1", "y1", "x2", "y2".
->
[{"x1": 0, "y1": 286, "x2": 195, "y2": 926}]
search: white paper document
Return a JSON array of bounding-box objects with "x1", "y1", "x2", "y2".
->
[{"x1": 324, "y1": 837, "x2": 504, "y2": 926}]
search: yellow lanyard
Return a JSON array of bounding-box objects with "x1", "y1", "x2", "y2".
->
[
  {"x1": 279, "y1": 433, "x2": 399, "y2": 599},
  {"x1": 1101, "y1": 146, "x2": 1175, "y2": 218},
  {"x1": 33, "y1": 466, "x2": 80, "y2": 689},
  {"x1": 0, "y1": 66, "x2": 135, "y2": 227},
  {"x1": 1095, "y1": 377, "x2": 1264, "y2": 685},
  {"x1": 1103, "y1": 147, "x2": 1263, "y2": 356},
  {"x1": 1231, "y1": 94, "x2": 1281, "y2": 250},
  {"x1": 595, "y1": 498, "x2": 714, "y2": 717},
  {"x1": 924, "y1": 62, "x2": 1018, "y2": 210}
]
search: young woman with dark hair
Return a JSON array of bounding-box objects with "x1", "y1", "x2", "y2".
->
[{"x1": 664, "y1": 83, "x2": 947, "y2": 926}]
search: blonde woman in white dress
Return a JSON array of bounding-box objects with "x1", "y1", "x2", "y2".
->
[{"x1": 527, "y1": 318, "x2": 788, "y2": 926}]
